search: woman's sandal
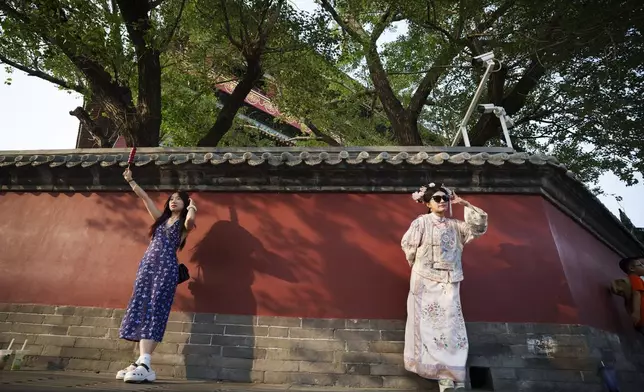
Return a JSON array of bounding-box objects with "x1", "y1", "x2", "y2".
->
[
  {"x1": 115, "y1": 363, "x2": 137, "y2": 380},
  {"x1": 123, "y1": 363, "x2": 156, "y2": 383}
]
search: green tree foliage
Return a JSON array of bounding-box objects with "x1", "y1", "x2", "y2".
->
[
  {"x1": 0, "y1": 0, "x2": 324, "y2": 147},
  {"x1": 1, "y1": 0, "x2": 642, "y2": 187},
  {"x1": 0, "y1": 0, "x2": 187, "y2": 146},
  {"x1": 317, "y1": 0, "x2": 644, "y2": 185}
]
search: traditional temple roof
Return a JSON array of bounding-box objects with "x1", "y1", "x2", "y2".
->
[
  {"x1": 0, "y1": 146, "x2": 559, "y2": 170},
  {"x1": 1, "y1": 146, "x2": 641, "y2": 256}
]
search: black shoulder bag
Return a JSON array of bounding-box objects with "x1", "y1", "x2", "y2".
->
[{"x1": 178, "y1": 263, "x2": 190, "y2": 284}]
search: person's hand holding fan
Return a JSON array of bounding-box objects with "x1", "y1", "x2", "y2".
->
[
  {"x1": 124, "y1": 147, "x2": 137, "y2": 186},
  {"x1": 127, "y1": 147, "x2": 137, "y2": 169}
]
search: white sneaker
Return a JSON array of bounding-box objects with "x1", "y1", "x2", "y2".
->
[
  {"x1": 438, "y1": 379, "x2": 455, "y2": 392},
  {"x1": 123, "y1": 363, "x2": 156, "y2": 383},
  {"x1": 115, "y1": 363, "x2": 137, "y2": 380}
]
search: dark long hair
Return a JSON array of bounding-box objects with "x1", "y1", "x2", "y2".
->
[
  {"x1": 619, "y1": 256, "x2": 643, "y2": 274},
  {"x1": 149, "y1": 191, "x2": 191, "y2": 251},
  {"x1": 422, "y1": 183, "x2": 450, "y2": 214}
]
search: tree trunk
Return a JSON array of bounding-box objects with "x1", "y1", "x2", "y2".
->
[
  {"x1": 391, "y1": 110, "x2": 423, "y2": 145},
  {"x1": 134, "y1": 48, "x2": 162, "y2": 147},
  {"x1": 198, "y1": 60, "x2": 263, "y2": 147},
  {"x1": 116, "y1": 0, "x2": 162, "y2": 147},
  {"x1": 363, "y1": 47, "x2": 422, "y2": 145}
]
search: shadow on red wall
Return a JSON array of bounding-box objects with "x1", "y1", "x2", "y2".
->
[{"x1": 181, "y1": 194, "x2": 411, "y2": 319}]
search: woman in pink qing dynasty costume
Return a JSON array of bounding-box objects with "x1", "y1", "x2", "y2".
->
[{"x1": 401, "y1": 183, "x2": 488, "y2": 392}]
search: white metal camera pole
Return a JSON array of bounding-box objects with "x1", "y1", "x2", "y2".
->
[
  {"x1": 451, "y1": 53, "x2": 497, "y2": 147},
  {"x1": 495, "y1": 108, "x2": 514, "y2": 149}
]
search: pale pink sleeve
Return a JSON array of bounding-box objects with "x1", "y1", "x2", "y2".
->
[
  {"x1": 401, "y1": 217, "x2": 424, "y2": 267},
  {"x1": 456, "y1": 204, "x2": 488, "y2": 245}
]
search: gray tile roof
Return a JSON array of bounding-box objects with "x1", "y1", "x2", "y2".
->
[{"x1": 0, "y1": 146, "x2": 574, "y2": 173}]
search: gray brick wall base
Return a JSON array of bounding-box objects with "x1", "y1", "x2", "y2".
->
[{"x1": 1, "y1": 304, "x2": 643, "y2": 391}]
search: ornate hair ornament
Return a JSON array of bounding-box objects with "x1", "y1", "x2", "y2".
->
[{"x1": 411, "y1": 183, "x2": 433, "y2": 203}]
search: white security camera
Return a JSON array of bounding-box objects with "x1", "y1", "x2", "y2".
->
[
  {"x1": 477, "y1": 104, "x2": 495, "y2": 114},
  {"x1": 472, "y1": 51, "x2": 495, "y2": 66}
]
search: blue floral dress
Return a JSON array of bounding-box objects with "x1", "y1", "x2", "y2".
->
[{"x1": 119, "y1": 219, "x2": 181, "y2": 342}]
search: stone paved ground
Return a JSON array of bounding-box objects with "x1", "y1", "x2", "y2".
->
[{"x1": 0, "y1": 371, "x2": 415, "y2": 392}]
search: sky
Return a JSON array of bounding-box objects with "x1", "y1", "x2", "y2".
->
[{"x1": 0, "y1": 0, "x2": 642, "y2": 226}]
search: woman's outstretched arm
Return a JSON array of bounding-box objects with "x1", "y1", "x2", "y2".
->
[
  {"x1": 123, "y1": 169, "x2": 162, "y2": 221},
  {"x1": 185, "y1": 199, "x2": 197, "y2": 231}
]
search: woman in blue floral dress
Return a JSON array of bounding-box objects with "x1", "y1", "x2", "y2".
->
[{"x1": 116, "y1": 168, "x2": 197, "y2": 383}]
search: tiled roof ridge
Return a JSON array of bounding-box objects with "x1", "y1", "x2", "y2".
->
[{"x1": 0, "y1": 147, "x2": 579, "y2": 177}]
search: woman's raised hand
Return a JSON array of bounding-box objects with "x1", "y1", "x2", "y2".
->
[
  {"x1": 123, "y1": 168, "x2": 133, "y2": 182},
  {"x1": 451, "y1": 191, "x2": 469, "y2": 206}
]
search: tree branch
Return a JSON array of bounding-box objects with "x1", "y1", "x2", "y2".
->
[
  {"x1": 305, "y1": 119, "x2": 342, "y2": 146},
  {"x1": 198, "y1": 59, "x2": 263, "y2": 146},
  {"x1": 387, "y1": 65, "x2": 472, "y2": 75},
  {"x1": 371, "y1": 6, "x2": 397, "y2": 44},
  {"x1": 408, "y1": 43, "x2": 462, "y2": 116},
  {"x1": 319, "y1": 0, "x2": 368, "y2": 45},
  {"x1": 69, "y1": 106, "x2": 115, "y2": 147},
  {"x1": 116, "y1": 0, "x2": 150, "y2": 53},
  {"x1": 422, "y1": 20, "x2": 455, "y2": 42},
  {"x1": 474, "y1": 0, "x2": 515, "y2": 34},
  {"x1": 257, "y1": 0, "x2": 284, "y2": 51},
  {"x1": 231, "y1": 0, "x2": 251, "y2": 55},
  {"x1": 0, "y1": 53, "x2": 87, "y2": 94},
  {"x1": 217, "y1": 0, "x2": 243, "y2": 49},
  {"x1": 454, "y1": 0, "x2": 466, "y2": 38},
  {"x1": 501, "y1": 58, "x2": 546, "y2": 114},
  {"x1": 161, "y1": 0, "x2": 186, "y2": 49},
  {"x1": 513, "y1": 109, "x2": 556, "y2": 127}
]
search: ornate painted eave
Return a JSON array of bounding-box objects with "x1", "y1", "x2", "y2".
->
[{"x1": 1, "y1": 146, "x2": 642, "y2": 256}]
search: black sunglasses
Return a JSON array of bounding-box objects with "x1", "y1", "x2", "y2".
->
[{"x1": 430, "y1": 195, "x2": 450, "y2": 203}]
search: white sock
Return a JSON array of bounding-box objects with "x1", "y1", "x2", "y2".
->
[{"x1": 137, "y1": 354, "x2": 151, "y2": 367}]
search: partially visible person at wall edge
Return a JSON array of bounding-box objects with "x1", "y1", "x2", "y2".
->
[
  {"x1": 610, "y1": 277, "x2": 633, "y2": 316},
  {"x1": 115, "y1": 168, "x2": 197, "y2": 383},
  {"x1": 401, "y1": 183, "x2": 488, "y2": 392},
  {"x1": 619, "y1": 256, "x2": 644, "y2": 335}
]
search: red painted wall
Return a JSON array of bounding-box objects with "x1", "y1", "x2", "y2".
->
[
  {"x1": 544, "y1": 201, "x2": 634, "y2": 333},
  {"x1": 0, "y1": 192, "x2": 626, "y2": 331}
]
